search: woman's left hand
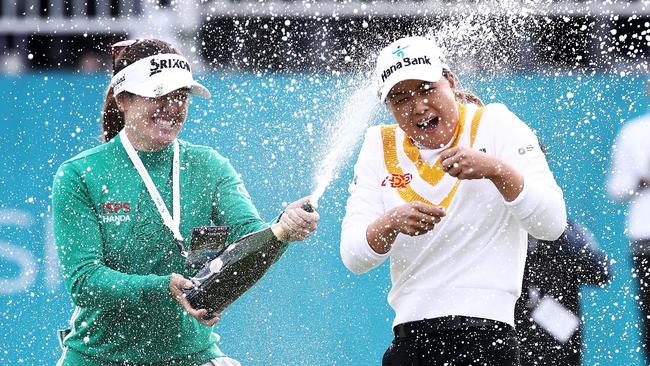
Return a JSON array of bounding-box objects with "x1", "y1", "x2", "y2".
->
[
  {"x1": 169, "y1": 273, "x2": 221, "y2": 327},
  {"x1": 441, "y1": 146, "x2": 524, "y2": 202},
  {"x1": 272, "y1": 196, "x2": 320, "y2": 242},
  {"x1": 440, "y1": 146, "x2": 501, "y2": 180}
]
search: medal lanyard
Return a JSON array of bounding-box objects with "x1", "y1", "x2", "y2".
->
[{"x1": 119, "y1": 130, "x2": 187, "y2": 257}]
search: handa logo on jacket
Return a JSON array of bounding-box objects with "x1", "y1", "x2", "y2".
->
[
  {"x1": 100, "y1": 201, "x2": 132, "y2": 223},
  {"x1": 149, "y1": 58, "x2": 191, "y2": 76},
  {"x1": 381, "y1": 56, "x2": 431, "y2": 82}
]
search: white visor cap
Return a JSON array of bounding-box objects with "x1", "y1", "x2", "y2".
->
[
  {"x1": 375, "y1": 36, "x2": 449, "y2": 102},
  {"x1": 111, "y1": 53, "x2": 211, "y2": 99}
]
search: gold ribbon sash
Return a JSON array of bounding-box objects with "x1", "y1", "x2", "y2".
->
[{"x1": 380, "y1": 103, "x2": 485, "y2": 209}]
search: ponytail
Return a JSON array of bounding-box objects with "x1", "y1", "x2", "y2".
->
[
  {"x1": 443, "y1": 70, "x2": 484, "y2": 107},
  {"x1": 101, "y1": 85, "x2": 124, "y2": 142},
  {"x1": 454, "y1": 90, "x2": 484, "y2": 107}
]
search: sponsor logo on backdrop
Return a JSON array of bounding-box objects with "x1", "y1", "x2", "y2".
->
[{"x1": 0, "y1": 209, "x2": 59, "y2": 294}]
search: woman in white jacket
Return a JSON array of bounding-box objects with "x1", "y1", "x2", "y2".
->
[{"x1": 340, "y1": 36, "x2": 567, "y2": 366}]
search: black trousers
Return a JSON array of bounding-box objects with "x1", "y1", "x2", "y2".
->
[
  {"x1": 383, "y1": 316, "x2": 520, "y2": 366},
  {"x1": 633, "y1": 252, "x2": 650, "y2": 363}
]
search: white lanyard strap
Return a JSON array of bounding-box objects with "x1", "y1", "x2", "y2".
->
[{"x1": 119, "y1": 130, "x2": 186, "y2": 256}]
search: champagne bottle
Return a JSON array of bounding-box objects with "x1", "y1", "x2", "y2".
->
[{"x1": 184, "y1": 201, "x2": 314, "y2": 318}]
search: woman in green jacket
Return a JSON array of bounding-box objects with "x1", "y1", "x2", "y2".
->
[{"x1": 52, "y1": 38, "x2": 319, "y2": 366}]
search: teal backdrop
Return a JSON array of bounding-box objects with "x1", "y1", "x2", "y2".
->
[{"x1": 0, "y1": 71, "x2": 648, "y2": 365}]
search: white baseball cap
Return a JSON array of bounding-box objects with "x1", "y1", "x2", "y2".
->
[
  {"x1": 111, "y1": 53, "x2": 211, "y2": 99},
  {"x1": 375, "y1": 36, "x2": 449, "y2": 102}
]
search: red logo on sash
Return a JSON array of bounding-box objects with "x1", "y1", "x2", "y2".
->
[{"x1": 381, "y1": 173, "x2": 413, "y2": 189}]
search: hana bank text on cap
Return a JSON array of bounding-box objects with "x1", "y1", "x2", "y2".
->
[
  {"x1": 375, "y1": 36, "x2": 449, "y2": 102},
  {"x1": 111, "y1": 53, "x2": 211, "y2": 99}
]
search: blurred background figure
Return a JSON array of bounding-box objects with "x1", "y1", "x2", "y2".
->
[
  {"x1": 0, "y1": 35, "x2": 26, "y2": 74},
  {"x1": 0, "y1": 51, "x2": 26, "y2": 74},
  {"x1": 77, "y1": 50, "x2": 105, "y2": 73},
  {"x1": 515, "y1": 220, "x2": 610, "y2": 366},
  {"x1": 608, "y1": 79, "x2": 650, "y2": 364}
]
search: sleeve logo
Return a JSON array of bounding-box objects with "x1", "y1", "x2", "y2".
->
[{"x1": 518, "y1": 144, "x2": 535, "y2": 155}]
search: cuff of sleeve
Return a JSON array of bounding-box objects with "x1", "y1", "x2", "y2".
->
[
  {"x1": 142, "y1": 274, "x2": 172, "y2": 304},
  {"x1": 357, "y1": 225, "x2": 391, "y2": 260},
  {"x1": 342, "y1": 225, "x2": 391, "y2": 274},
  {"x1": 503, "y1": 177, "x2": 541, "y2": 221}
]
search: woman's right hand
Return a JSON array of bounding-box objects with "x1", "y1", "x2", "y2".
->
[
  {"x1": 387, "y1": 202, "x2": 446, "y2": 236},
  {"x1": 366, "y1": 202, "x2": 446, "y2": 254},
  {"x1": 169, "y1": 273, "x2": 221, "y2": 326},
  {"x1": 272, "y1": 196, "x2": 320, "y2": 242}
]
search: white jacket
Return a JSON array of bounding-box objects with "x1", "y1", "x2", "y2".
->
[{"x1": 340, "y1": 103, "x2": 567, "y2": 327}]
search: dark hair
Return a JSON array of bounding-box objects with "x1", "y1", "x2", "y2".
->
[
  {"x1": 101, "y1": 39, "x2": 181, "y2": 142},
  {"x1": 443, "y1": 69, "x2": 484, "y2": 107}
]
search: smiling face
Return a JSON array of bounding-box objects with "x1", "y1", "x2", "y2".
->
[
  {"x1": 385, "y1": 76, "x2": 459, "y2": 149},
  {"x1": 117, "y1": 88, "x2": 190, "y2": 151}
]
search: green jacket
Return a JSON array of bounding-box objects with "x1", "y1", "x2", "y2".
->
[{"x1": 52, "y1": 134, "x2": 270, "y2": 366}]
